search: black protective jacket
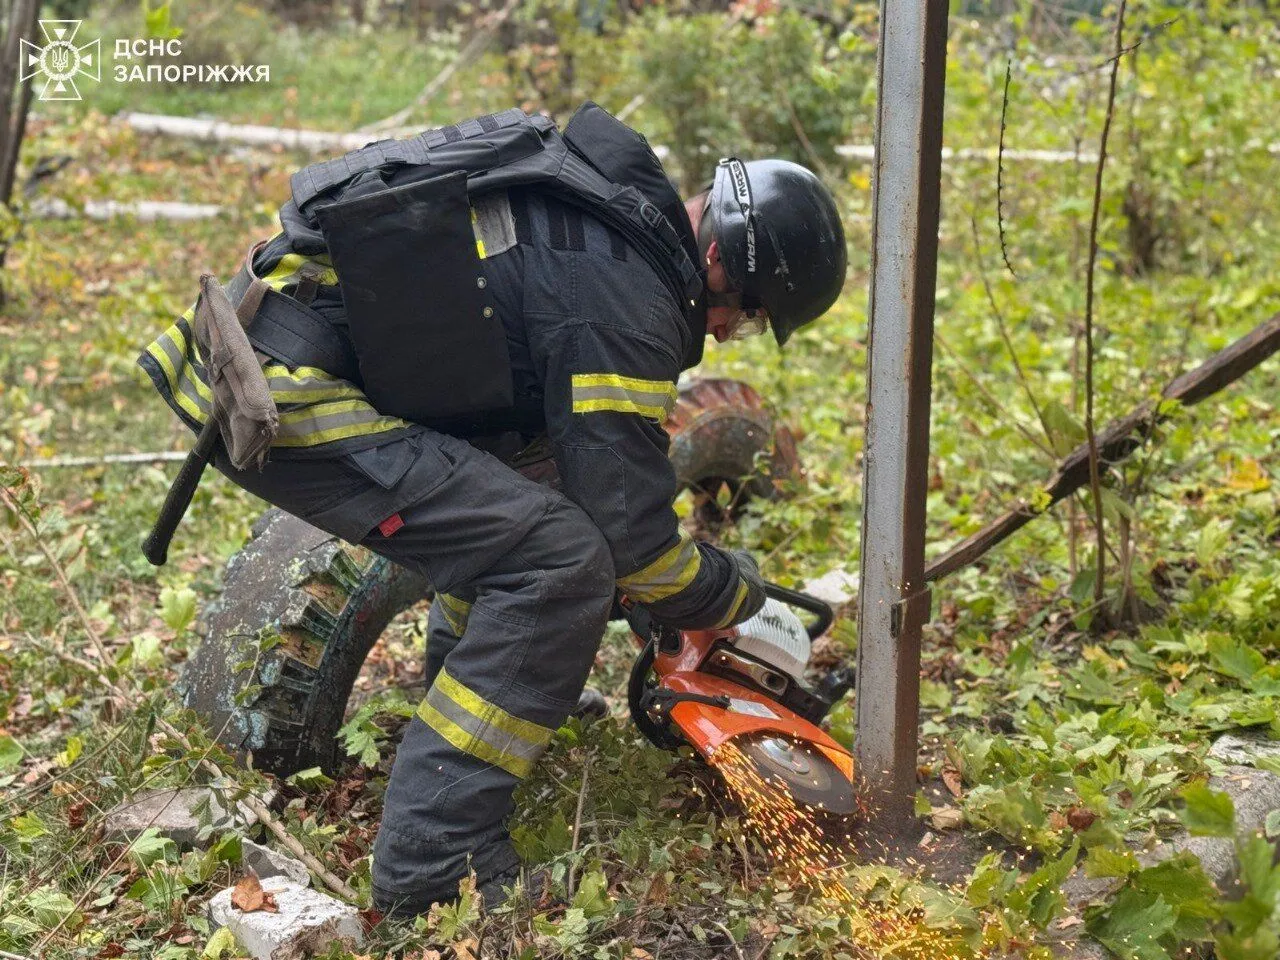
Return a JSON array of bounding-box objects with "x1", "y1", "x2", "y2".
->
[{"x1": 469, "y1": 187, "x2": 757, "y2": 629}]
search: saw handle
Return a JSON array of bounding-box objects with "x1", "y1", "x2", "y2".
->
[{"x1": 763, "y1": 582, "x2": 834, "y2": 640}]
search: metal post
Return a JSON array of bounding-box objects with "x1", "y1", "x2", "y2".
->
[{"x1": 854, "y1": 0, "x2": 949, "y2": 827}]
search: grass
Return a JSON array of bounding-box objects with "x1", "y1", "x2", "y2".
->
[{"x1": 2, "y1": 2, "x2": 1280, "y2": 957}]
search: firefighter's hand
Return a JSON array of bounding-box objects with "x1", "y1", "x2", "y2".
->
[{"x1": 728, "y1": 549, "x2": 767, "y2": 624}]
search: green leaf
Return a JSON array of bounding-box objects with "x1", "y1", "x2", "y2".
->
[
  {"x1": 56, "y1": 735, "x2": 83, "y2": 768},
  {"x1": 159, "y1": 585, "x2": 198, "y2": 634},
  {"x1": 919, "y1": 679, "x2": 952, "y2": 710},
  {"x1": 287, "y1": 767, "x2": 335, "y2": 791},
  {"x1": 1084, "y1": 844, "x2": 1140, "y2": 879},
  {"x1": 128, "y1": 827, "x2": 177, "y2": 868},
  {"x1": 1089, "y1": 889, "x2": 1177, "y2": 960},
  {"x1": 570, "y1": 869, "x2": 612, "y2": 918},
  {"x1": 0, "y1": 734, "x2": 23, "y2": 770},
  {"x1": 1177, "y1": 783, "x2": 1236, "y2": 837},
  {"x1": 1207, "y1": 632, "x2": 1265, "y2": 685},
  {"x1": 23, "y1": 885, "x2": 78, "y2": 927},
  {"x1": 1041, "y1": 400, "x2": 1086, "y2": 457},
  {"x1": 202, "y1": 927, "x2": 238, "y2": 959}
]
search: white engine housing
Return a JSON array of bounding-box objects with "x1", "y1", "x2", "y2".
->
[{"x1": 729, "y1": 597, "x2": 812, "y2": 683}]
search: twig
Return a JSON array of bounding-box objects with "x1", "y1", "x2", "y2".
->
[
  {"x1": 1082, "y1": 0, "x2": 1128, "y2": 607},
  {"x1": 615, "y1": 93, "x2": 644, "y2": 122},
  {"x1": 968, "y1": 215, "x2": 1053, "y2": 444},
  {"x1": 0, "y1": 482, "x2": 111, "y2": 666},
  {"x1": 997, "y1": 59, "x2": 1017, "y2": 278},
  {"x1": 924, "y1": 311, "x2": 1280, "y2": 583},
  {"x1": 0, "y1": 950, "x2": 36, "y2": 960},
  {"x1": 711, "y1": 919, "x2": 747, "y2": 960},
  {"x1": 936, "y1": 332, "x2": 1056, "y2": 460},
  {"x1": 360, "y1": 0, "x2": 523, "y2": 132},
  {"x1": 1073, "y1": 16, "x2": 1179, "y2": 77},
  {"x1": 0, "y1": 481, "x2": 359, "y2": 905},
  {"x1": 566, "y1": 750, "x2": 592, "y2": 899}
]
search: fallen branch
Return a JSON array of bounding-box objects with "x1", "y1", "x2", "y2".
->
[
  {"x1": 28, "y1": 198, "x2": 223, "y2": 222},
  {"x1": 359, "y1": 0, "x2": 523, "y2": 133},
  {"x1": 924, "y1": 311, "x2": 1280, "y2": 583},
  {"x1": 21, "y1": 451, "x2": 188, "y2": 469}
]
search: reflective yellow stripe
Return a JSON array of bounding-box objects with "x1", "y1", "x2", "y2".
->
[
  {"x1": 618, "y1": 530, "x2": 702, "y2": 603},
  {"x1": 436, "y1": 593, "x2": 472, "y2": 636},
  {"x1": 417, "y1": 701, "x2": 534, "y2": 778},
  {"x1": 571, "y1": 373, "x2": 678, "y2": 423},
  {"x1": 261, "y1": 252, "x2": 338, "y2": 289},
  {"x1": 434, "y1": 669, "x2": 553, "y2": 750},
  {"x1": 471, "y1": 207, "x2": 487, "y2": 260},
  {"x1": 573, "y1": 397, "x2": 672, "y2": 420},
  {"x1": 416, "y1": 668, "x2": 555, "y2": 778},
  {"x1": 143, "y1": 307, "x2": 410, "y2": 449},
  {"x1": 271, "y1": 414, "x2": 410, "y2": 448},
  {"x1": 714, "y1": 579, "x2": 750, "y2": 629}
]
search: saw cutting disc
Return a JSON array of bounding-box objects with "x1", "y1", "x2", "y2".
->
[{"x1": 736, "y1": 732, "x2": 855, "y2": 814}]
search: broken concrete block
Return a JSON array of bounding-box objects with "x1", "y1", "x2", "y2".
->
[
  {"x1": 1209, "y1": 729, "x2": 1280, "y2": 766},
  {"x1": 208, "y1": 877, "x2": 362, "y2": 959},
  {"x1": 104, "y1": 787, "x2": 259, "y2": 848},
  {"x1": 1141, "y1": 764, "x2": 1280, "y2": 892},
  {"x1": 802, "y1": 567, "x2": 859, "y2": 607},
  {"x1": 241, "y1": 839, "x2": 311, "y2": 887}
]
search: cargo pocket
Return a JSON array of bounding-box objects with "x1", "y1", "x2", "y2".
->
[
  {"x1": 346, "y1": 440, "x2": 418, "y2": 489},
  {"x1": 295, "y1": 434, "x2": 448, "y2": 544}
]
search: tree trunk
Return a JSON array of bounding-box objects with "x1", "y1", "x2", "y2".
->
[{"x1": 0, "y1": 0, "x2": 39, "y2": 305}]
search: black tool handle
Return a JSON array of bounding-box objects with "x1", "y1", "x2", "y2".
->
[
  {"x1": 763, "y1": 581, "x2": 835, "y2": 640},
  {"x1": 142, "y1": 419, "x2": 220, "y2": 567}
]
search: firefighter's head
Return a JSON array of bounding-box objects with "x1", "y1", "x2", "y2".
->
[{"x1": 690, "y1": 158, "x2": 847, "y2": 345}]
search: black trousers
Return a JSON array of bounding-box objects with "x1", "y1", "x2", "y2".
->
[{"x1": 215, "y1": 426, "x2": 615, "y2": 911}]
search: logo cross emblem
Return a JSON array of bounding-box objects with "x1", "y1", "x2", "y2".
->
[{"x1": 19, "y1": 20, "x2": 101, "y2": 102}]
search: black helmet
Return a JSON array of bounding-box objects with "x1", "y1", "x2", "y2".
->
[{"x1": 702, "y1": 158, "x2": 847, "y2": 345}]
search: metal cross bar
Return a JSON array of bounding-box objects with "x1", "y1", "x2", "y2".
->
[{"x1": 854, "y1": 0, "x2": 950, "y2": 826}]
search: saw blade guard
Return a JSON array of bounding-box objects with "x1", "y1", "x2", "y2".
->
[{"x1": 660, "y1": 671, "x2": 856, "y2": 813}]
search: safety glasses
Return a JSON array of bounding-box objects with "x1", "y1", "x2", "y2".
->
[{"x1": 726, "y1": 310, "x2": 769, "y2": 340}]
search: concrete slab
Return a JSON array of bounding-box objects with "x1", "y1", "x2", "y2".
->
[
  {"x1": 208, "y1": 877, "x2": 362, "y2": 959},
  {"x1": 103, "y1": 787, "x2": 259, "y2": 848},
  {"x1": 241, "y1": 839, "x2": 311, "y2": 887},
  {"x1": 1208, "y1": 730, "x2": 1280, "y2": 766}
]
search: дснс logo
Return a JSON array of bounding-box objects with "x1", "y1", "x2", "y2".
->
[{"x1": 20, "y1": 20, "x2": 100, "y2": 101}]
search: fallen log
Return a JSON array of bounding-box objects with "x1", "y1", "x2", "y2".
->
[{"x1": 924, "y1": 311, "x2": 1280, "y2": 583}]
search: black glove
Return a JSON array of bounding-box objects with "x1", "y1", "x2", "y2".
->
[{"x1": 727, "y1": 548, "x2": 767, "y2": 625}]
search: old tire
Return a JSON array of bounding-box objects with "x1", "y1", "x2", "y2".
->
[{"x1": 183, "y1": 377, "x2": 801, "y2": 776}]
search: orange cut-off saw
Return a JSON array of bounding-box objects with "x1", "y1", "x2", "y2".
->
[{"x1": 625, "y1": 583, "x2": 857, "y2": 814}]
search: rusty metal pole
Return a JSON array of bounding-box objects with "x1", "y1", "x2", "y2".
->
[{"x1": 854, "y1": 0, "x2": 949, "y2": 828}]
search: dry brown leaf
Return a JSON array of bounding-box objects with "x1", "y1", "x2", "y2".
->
[
  {"x1": 629, "y1": 949, "x2": 654, "y2": 959},
  {"x1": 644, "y1": 872, "x2": 669, "y2": 905},
  {"x1": 66, "y1": 800, "x2": 88, "y2": 830},
  {"x1": 929, "y1": 805, "x2": 965, "y2": 830},
  {"x1": 1066, "y1": 806, "x2": 1098, "y2": 831},
  {"x1": 453, "y1": 938, "x2": 479, "y2": 960},
  {"x1": 231, "y1": 873, "x2": 278, "y2": 913},
  {"x1": 942, "y1": 767, "x2": 963, "y2": 798}
]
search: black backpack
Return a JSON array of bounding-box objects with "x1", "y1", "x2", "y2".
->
[{"x1": 277, "y1": 103, "x2": 705, "y2": 424}]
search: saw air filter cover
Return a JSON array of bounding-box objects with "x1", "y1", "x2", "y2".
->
[{"x1": 730, "y1": 597, "x2": 812, "y2": 682}]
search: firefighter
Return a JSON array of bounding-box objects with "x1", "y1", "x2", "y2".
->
[{"x1": 139, "y1": 106, "x2": 846, "y2": 917}]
